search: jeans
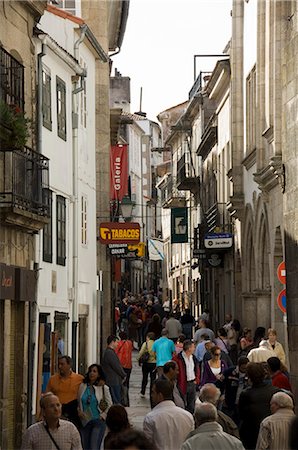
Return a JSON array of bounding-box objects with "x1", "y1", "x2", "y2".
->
[
  {"x1": 185, "y1": 381, "x2": 197, "y2": 414},
  {"x1": 109, "y1": 385, "x2": 122, "y2": 404},
  {"x1": 122, "y1": 368, "x2": 131, "y2": 406},
  {"x1": 141, "y1": 362, "x2": 156, "y2": 407},
  {"x1": 80, "y1": 418, "x2": 106, "y2": 450}
]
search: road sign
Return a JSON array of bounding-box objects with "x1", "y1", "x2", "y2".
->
[
  {"x1": 277, "y1": 261, "x2": 286, "y2": 285},
  {"x1": 277, "y1": 288, "x2": 286, "y2": 314},
  {"x1": 204, "y1": 233, "x2": 233, "y2": 249}
]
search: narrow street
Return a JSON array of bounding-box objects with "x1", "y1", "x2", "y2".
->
[{"x1": 126, "y1": 350, "x2": 151, "y2": 429}]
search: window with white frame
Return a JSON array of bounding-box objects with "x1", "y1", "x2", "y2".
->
[
  {"x1": 42, "y1": 65, "x2": 52, "y2": 130},
  {"x1": 81, "y1": 195, "x2": 87, "y2": 245}
]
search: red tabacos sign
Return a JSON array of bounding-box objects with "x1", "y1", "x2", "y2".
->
[
  {"x1": 110, "y1": 145, "x2": 128, "y2": 201},
  {"x1": 99, "y1": 222, "x2": 140, "y2": 244}
]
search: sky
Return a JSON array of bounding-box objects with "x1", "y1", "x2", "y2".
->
[{"x1": 113, "y1": 0, "x2": 232, "y2": 122}]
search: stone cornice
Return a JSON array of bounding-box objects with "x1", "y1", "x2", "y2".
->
[
  {"x1": 25, "y1": 0, "x2": 47, "y2": 20},
  {"x1": 253, "y1": 155, "x2": 285, "y2": 194},
  {"x1": 242, "y1": 148, "x2": 256, "y2": 169}
]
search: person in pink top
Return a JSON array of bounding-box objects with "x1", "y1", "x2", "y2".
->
[{"x1": 115, "y1": 331, "x2": 133, "y2": 406}]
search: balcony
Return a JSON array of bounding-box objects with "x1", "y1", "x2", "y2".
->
[
  {"x1": 0, "y1": 146, "x2": 50, "y2": 231},
  {"x1": 160, "y1": 175, "x2": 187, "y2": 209},
  {"x1": 189, "y1": 71, "x2": 212, "y2": 100},
  {"x1": 176, "y1": 153, "x2": 199, "y2": 193},
  {"x1": 205, "y1": 202, "x2": 231, "y2": 233}
]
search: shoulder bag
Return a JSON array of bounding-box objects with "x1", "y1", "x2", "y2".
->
[
  {"x1": 99, "y1": 385, "x2": 109, "y2": 412},
  {"x1": 139, "y1": 342, "x2": 150, "y2": 364}
]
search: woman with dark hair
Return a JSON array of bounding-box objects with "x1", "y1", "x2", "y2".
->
[
  {"x1": 104, "y1": 405, "x2": 131, "y2": 449},
  {"x1": 228, "y1": 319, "x2": 241, "y2": 364},
  {"x1": 147, "y1": 313, "x2": 163, "y2": 339},
  {"x1": 200, "y1": 345, "x2": 227, "y2": 391},
  {"x1": 77, "y1": 363, "x2": 112, "y2": 449},
  {"x1": 107, "y1": 429, "x2": 157, "y2": 450}
]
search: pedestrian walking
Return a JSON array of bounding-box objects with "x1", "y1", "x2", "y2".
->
[
  {"x1": 104, "y1": 405, "x2": 131, "y2": 449},
  {"x1": 143, "y1": 378, "x2": 194, "y2": 450},
  {"x1": 105, "y1": 429, "x2": 156, "y2": 450},
  {"x1": 180, "y1": 308, "x2": 196, "y2": 339},
  {"x1": 46, "y1": 355, "x2": 83, "y2": 429},
  {"x1": 267, "y1": 356, "x2": 292, "y2": 391},
  {"x1": 200, "y1": 345, "x2": 227, "y2": 391},
  {"x1": 101, "y1": 335, "x2": 126, "y2": 404},
  {"x1": 267, "y1": 328, "x2": 286, "y2": 365},
  {"x1": 77, "y1": 364, "x2": 112, "y2": 450},
  {"x1": 247, "y1": 339, "x2": 276, "y2": 363},
  {"x1": 115, "y1": 331, "x2": 133, "y2": 406},
  {"x1": 162, "y1": 360, "x2": 185, "y2": 409},
  {"x1": 238, "y1": 362, "x2": 280, "y2": 449},
  {"x1": 165, "y1": 312, "x2": 182, "y2": 342},
  {"x1": 256, "y1": 392, "x2": 295, "y2": 450},
  {"x1": 152, "y1": 328, "x2": 176, "y2": 376},
  {"x1": 198, "y1": 384, "x2": 240, "y2": 438},
  {"x1": 182, "y1": 402, "x2": 244, "y2": 450},
  {"x1": 173, "y1": 340, "x2": 200, "y2": 413},
  {"x1": 138, "y1": 332, "x2": 156, "y2": 404},
  {"x1": 21, "y1": 392, "x2": 82, "y2": 450},
  {"x1": 193, "y1": 318, "x2": 215, "y2": 344},
  {"x1": 147, "y1": 313, "x2": 163, "y2": 339}
]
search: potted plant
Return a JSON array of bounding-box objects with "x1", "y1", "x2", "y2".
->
[{"x1": 0, "y1": 99, "x2": 30, "y2": 149}]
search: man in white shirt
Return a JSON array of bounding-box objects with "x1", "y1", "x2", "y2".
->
[{"x1": 143, "y1": 378, "x2": 194, "y2": 450}]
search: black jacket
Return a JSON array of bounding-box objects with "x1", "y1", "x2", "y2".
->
[{"x1": 239, "y1": 382, "x2": 279, "y2": 449}]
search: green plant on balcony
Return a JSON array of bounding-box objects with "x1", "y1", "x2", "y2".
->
[{"x1": 0, "y1": 99, "x2": 31, "y2": 149}]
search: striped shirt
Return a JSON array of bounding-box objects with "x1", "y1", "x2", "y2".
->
[
  {"x1": 21, "y1": 419, "x2": 82, "y2": 450},
  {"x1": 256, "y1": 408, "x2": 295, "y2": 450}
]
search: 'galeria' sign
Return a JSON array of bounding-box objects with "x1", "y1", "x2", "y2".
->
[{"x1": 99, "y1": 222, "x2": 140, "y2": 245}]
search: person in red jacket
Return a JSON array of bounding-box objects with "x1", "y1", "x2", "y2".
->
[
  {"x1": 173, "y1": 340, "x2": 200, "y2": 413},
  {"x1": 267, "y1": 356, "x2": 292, "y2": 391}
]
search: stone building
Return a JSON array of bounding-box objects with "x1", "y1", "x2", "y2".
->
[{"x1": 0, "y1": 1, "x2": 48, "y2": 448}]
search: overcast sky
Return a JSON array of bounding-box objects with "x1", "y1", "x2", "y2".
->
[{"x1": 113, "y1": 0, "x2": 232, "y2": 121}]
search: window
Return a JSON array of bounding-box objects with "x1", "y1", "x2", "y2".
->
[
  {"x1": 80, "y1": 58, "x2": 87, "y2": 128},
  {"x1": 56, "y1": 77, "x2": 66, "y2": 140},
  {"x1": 0, "y1": 46, "x2": 24, "y2": 110},
  {"x1": 53, "y1": 0, "x2": 76, "y2": 15},
  {"x1": 42, "y1": 65, "x2": 52, "y2": 130},
  {"x1": 43, "y1": 189, "x2": 52, "y2": 262},
  {"x1": 56, "y1": 195, "x2": 66, "y2": 266},
  {"x1": 81, "y1": 195, "x2": 87, "y2": 245}
]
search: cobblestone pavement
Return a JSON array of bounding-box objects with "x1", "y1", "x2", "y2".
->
[{"x1": 126, "y1": 350, "x2": 151, "y2": 430}]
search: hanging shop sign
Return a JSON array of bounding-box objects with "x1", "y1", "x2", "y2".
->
[
  {"x1": 108, "y1": 242, "x2": 145, "y2": 258},
  {"x1": 100, "y1": 222, "x2": 140, "y2": 244},
  {"x1": 110, "y1": 144, "x2": 128, "y2": 201},
  {"x1": 171, "y1": 207, "x2": 188, "y2": 244},
  {"x1": 204, "y1": 233, "x2": 233, "y2": 249}
]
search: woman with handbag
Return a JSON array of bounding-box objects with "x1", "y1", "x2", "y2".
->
[
  {"x1": 137, "y1": 332, "x2": 156, "y2": 406},
  {"x1": 77, "y1": 364, "x2": 112, "y2": 450}
]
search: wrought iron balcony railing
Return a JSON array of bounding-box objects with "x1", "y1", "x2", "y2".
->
[
  {"x1": 205, "y1": 202, "x2": 231, "y2": 233},
  {"x1": 0, "y1": 145, "x2": 50, "y2": 217},
  {"x1": 176, "y1": 153, "x2": 199, "y2": 192},
  {"x1": 160, "y1": 175, "x2": 187, "y2": 208}
]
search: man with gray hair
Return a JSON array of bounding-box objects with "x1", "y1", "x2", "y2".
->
[
  {"x1": 247, "y1": 339, "x2": 275, "y2": 363},
  {"x1": 198, "y1": 383, "x2": 240, "y2": 438},
  {"x1": 256, "y1": 391, "x2": 295, "y2": 450},
  {"x1": 182, "y1": 402, "x2": 244, "y2": 450}
]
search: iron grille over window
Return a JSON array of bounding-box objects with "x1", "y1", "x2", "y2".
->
[
  {"x1": 43, "y1": 189, "x2": 52, "y2": 262},
  {"x1": 0, "y1": 46, "x2": 24, "y2": 110},
  {"x1": 56, "y1": 76, "x2": 66, "y2": 140},
  {"x1": 0, "y1": 146, "x2": 49, "y2": 215},
  {"x1": 56, "y1": 195, "x2": 66, "y2": 266}
]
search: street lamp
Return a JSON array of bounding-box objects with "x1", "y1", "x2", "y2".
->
[{"x1": 120, "y1": 195, "x2": 135, "y2": 221}]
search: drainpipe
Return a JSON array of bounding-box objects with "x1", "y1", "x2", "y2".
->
[
  {"x1": 71, "y1": 25, "x2": 87, "y2": 371},
  {"x1": 27, "y1": 43, "x2": 47, "y2": 425}
]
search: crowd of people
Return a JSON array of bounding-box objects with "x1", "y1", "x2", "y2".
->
[{"x1": 21, "y1": 291, "x2": 298, "y2": 450}]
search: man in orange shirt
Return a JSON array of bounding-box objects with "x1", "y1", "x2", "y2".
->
[
  {"x1": 116, "y1": 331, "x2": 133, "y2": 406},
  {"x1": 46, "y1": 355, "x2": 83, "y2": 429}
]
